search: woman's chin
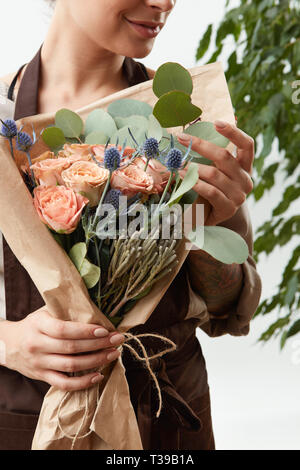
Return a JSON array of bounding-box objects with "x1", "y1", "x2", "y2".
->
[{"x1": 117, "y1": 41, "x2": 154, "y2": 59}]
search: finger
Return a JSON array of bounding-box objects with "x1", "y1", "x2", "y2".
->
[
  {"x1": 38, "y1": 312, "x2": 110, "y2": 340},
  {"x1": 41, "y1": 369, "x2": 104, "y2": 392},
  {"x1": 180, "y1": 158, "x2": 252, "y2": 196},
  {"x1": 178, "y1": 133, "x2": 241, "y2": 178},
  {"x1": 214, "y1": 120, "x2": 255, "y2": 175},
  {"x1": 192, "y1": 179, "x2": 237, "y2": 225},
  {"x1": 38, "y1": 333, "x2": 125, "y2": 355},
  {"x1": 194, "y1": 164, "x2": 246, "y2": 207},
  {"x1": 41, "y1": 348, "x2": 121, "y2": 373}
]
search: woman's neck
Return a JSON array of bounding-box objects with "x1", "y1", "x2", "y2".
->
[{"x1": 37, "y1": 6, "x2": 129, "y2": 113}]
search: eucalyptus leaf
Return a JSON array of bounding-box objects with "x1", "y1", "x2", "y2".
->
[
  {"x1": 148, "y1": 114, "x2": 163, "y2": 141},
  {"x1": 55, "y1": 109, "x2": 83, "y2": 138},
  {"x1": 153, "y1": 91, "x2": 202, "y2": 128},
  {"x1": 114, "y1": 115, "x2": 149, "y2": 131},
  {"x1": 69, "y1": 242, "x2": 87, "y2": 270},
  {"x1": 111, "y1": 125, "x2": 145, "y2": 147},
  {"x1": 168, "y1": 162, "x2": 199, "y2": 205},
  {"x1": 85, "y1": 109, "x2": 117, "y2": 137},
  {"x1": 159, "y1": 128, "x2": 171, "y2": 151},
  {"x1": 188, "y1": 226, "x2": 249, "y2": 264},
  {"x1": 185, "y1": 122, "x2": 229, "y2": 147},
  {"x1": 85, "y1": 131, "x2": 108, "y2": 145},
  {"x1": 42, "y1": 126, "x2": 66, "y2": 150},
  {"x1": 108, "y1": 99, "x2": 153, "y2": 119},
  {"x1": 152, "y1": 62, "x2": 193, "y2": 98},
  {"x1": 80, "y1": 258, "x2": 100, "y2": 289}
]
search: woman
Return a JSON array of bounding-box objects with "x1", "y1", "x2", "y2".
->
[{"x1": 0, "y1": 0, "x2": 262, "y2": 450}]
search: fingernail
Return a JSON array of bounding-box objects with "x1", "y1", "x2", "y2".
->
[
  {"x1": 214, "y1": 120, "x2": 227, "y2": 128},
  {"x1": 110, "y1": 333, "x2": 125, "y2": 345},
  {"x1": 107, "y1": 350, "x2": 120, "y2": 361},
  {"x1": 91, "y1": 373, "x2": 103, "y2": 384},
  {"x1": 94, "y1": 328, "x2": 109, "y2": 337},
  {"x1": 177, "y1": 132, "x2": 190, "y2": 142}
]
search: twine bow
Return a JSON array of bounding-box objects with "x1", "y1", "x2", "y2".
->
[{"x1": 57, "y1": 331, "x2": 177, "y2": 450}]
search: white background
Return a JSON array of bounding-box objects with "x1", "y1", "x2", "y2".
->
[{"x1": 0, "y1": 0, "x2": 299, "y2": 450}]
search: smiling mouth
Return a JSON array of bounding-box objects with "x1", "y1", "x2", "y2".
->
[{"x1": 124, "y1": 18, "x2": 163, "y2": 39}]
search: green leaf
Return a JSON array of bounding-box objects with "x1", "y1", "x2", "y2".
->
[
  {"x1": 188, "y1": 226, "x2": 249, "y2": 264},
  {"x1": 280, "y1": 330, "x2": 288, "y2": 350},
  {"x1": 185, "y1": 122, "x2": 229, "y2": 147},
  {"x1": 69, "y1": 242, "x2": 87, "y2": 270},
  {"x1": 168, "y1": 162, "x2": 199, "y2": 205},
  {"x1": 108, "y1": 99, "x2": 153, "y2": 119},
  {"x1": 111, "y1": 125, "x2": 146, "y2": 147},
  {"x1": 196, "y1": 24, "x2": 213, "y2": 61},
  {"x1": 284, "y1": 274, "x2": 298, "y2": 306},
  {"x1": 80, "y1": 258, "x2": 100, "y2": 289},
  {"x1": 152, "y1": 62, "x2": 193, "y2": 98},
  {"x1": 286, "y1": 319, "x2": 300, "y2": 340},
  {"x1": 85, "y1": 131, "x2": 108, "y2": 145},
  {"x1": 147, "y1": 114, "x2": 163, "y2": 141},
  {"x1": 85, "y1": 109, "x2": 117, "y2": 137},
  {"x1": 42, "y1": 126, "x2": 66, "y2": 150},
  {"x1": 109, "y1": 315, "x2": 123, "y2": 327},
  {"x1": 153, "y1": 91, "x2": 202, "y2": 128},
  {"x1": 179, "y1": 189, "x2": 198, "y2": 206},
  {"x1": 55, "y1": 109, "x2": 84, "y2": 138},
  {"x1": 114, "y1": 115, "x2": 149, "y2": 132}
]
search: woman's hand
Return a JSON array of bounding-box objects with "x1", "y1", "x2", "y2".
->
[
  {"x1": 0, "y1": 308, "x2": 125, "y2": 392},
  {"x1": 178, "y1": 120, "x2": 254, "y2": 226}
]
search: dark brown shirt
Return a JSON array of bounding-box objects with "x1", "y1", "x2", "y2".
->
[{"x1": 0, "y1": 45, "x2": 262, "y2": 450}]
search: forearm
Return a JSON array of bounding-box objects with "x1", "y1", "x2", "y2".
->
[{"x1": 187, "y1": 249, "x2": 244, "y2": 314}]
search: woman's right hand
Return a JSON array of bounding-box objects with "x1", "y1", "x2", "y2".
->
[{"x1": 0, "y1": 308, "x2": 125, "y2": 391}]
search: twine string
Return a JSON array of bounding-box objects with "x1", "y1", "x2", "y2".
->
[{"x1": 57, "y1": 331, "x2": 177, "y2": 450}]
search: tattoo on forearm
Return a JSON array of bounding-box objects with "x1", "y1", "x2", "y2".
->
[{"x1": 187, "y1": 250, "x2": 244, "y2": 314}]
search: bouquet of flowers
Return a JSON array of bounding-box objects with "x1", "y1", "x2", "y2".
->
[{"x1": 0, "y1": 62, "x2": 248, "y2": 450}]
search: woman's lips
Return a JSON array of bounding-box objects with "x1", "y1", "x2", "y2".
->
[{"x1": 125, "y1": 18, "x2": 161, "y2": 39}]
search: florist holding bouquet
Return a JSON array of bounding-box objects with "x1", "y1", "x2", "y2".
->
[{"x1": 0, "y1": 0, "x2": 261, "y2": 450}]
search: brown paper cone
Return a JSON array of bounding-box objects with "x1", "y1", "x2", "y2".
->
[{"x1": 0, "y1": 62, "x2": 235, "y2": 450}]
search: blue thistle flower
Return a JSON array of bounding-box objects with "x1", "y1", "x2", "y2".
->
[
  {"x1": 104, "y1": 146, "x2": 121, "y2": 171},
  {"x1": 1, "y1": 119, "x2": 17, "y2": 138},
  {"x1": 166, "y1": 148, "x2": 183, "y2": 171},
  {"x1": 16, "y1": 131, "x2": 33, "y2": 152},
  {"x1": 104, "y1": 189, "x2": 122, "y2": 210},
  {"x1": 143, "y1": 137, "x2": 159, "y2": 159}
]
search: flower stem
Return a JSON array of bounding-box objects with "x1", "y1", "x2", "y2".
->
[
  {"x1": 93, "y1": 238, "x2": 102, "y2": 309},
  {"x1": 26, "y1": 151, "x2": 37, "y2": 187},
  {"x1": 9, "y1": 138, "x2": 15, "y2": 161},
  {"x1": 144, "y1": 157, "x2": 150, "y2": 172},
  {"x1": 86, "y1": 172, "x2": 111, "y2": 250},
  {"x1": 159, "y1": 171, "x2": 173, "y2": 206}
]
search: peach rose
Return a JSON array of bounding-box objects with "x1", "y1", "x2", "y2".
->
[
  {"x1": 61, "y1": 161, "x2": 109, "y2": 206},
  {"x1": 111, "y1": 165, "x2": 154, "y2": 198},
  {"x1": 30, "y1": 157, "x2": 73, "y2": 186},
  {"x1": 33, "y1": 185, "x2": 89, "y2": 234},
  {"x1": 134, "y1": 157, "x2": 170, "y2": 194},
  {"x1": 61, "y1": 143, "x2": 93, "y2": 158},
  {"x1": 21, "y1": 150, "x2": 55, "y2": 175}
]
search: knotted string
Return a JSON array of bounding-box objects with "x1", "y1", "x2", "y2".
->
[{"x1": 57, "y1": 331, "x2": 177, "y2": 450}]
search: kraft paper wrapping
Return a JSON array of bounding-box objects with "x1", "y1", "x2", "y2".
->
[{"x1": 0, "y1": 62, "x2": 235, "y2": 450}]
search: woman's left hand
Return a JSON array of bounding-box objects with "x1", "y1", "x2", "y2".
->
[{"x1": 177, "y1": 120, "x2": 254, "y2": 226}]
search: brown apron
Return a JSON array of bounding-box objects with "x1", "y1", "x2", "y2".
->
[{"x1": 0, "y1": 45, "x2": 215, "y2": 450}]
